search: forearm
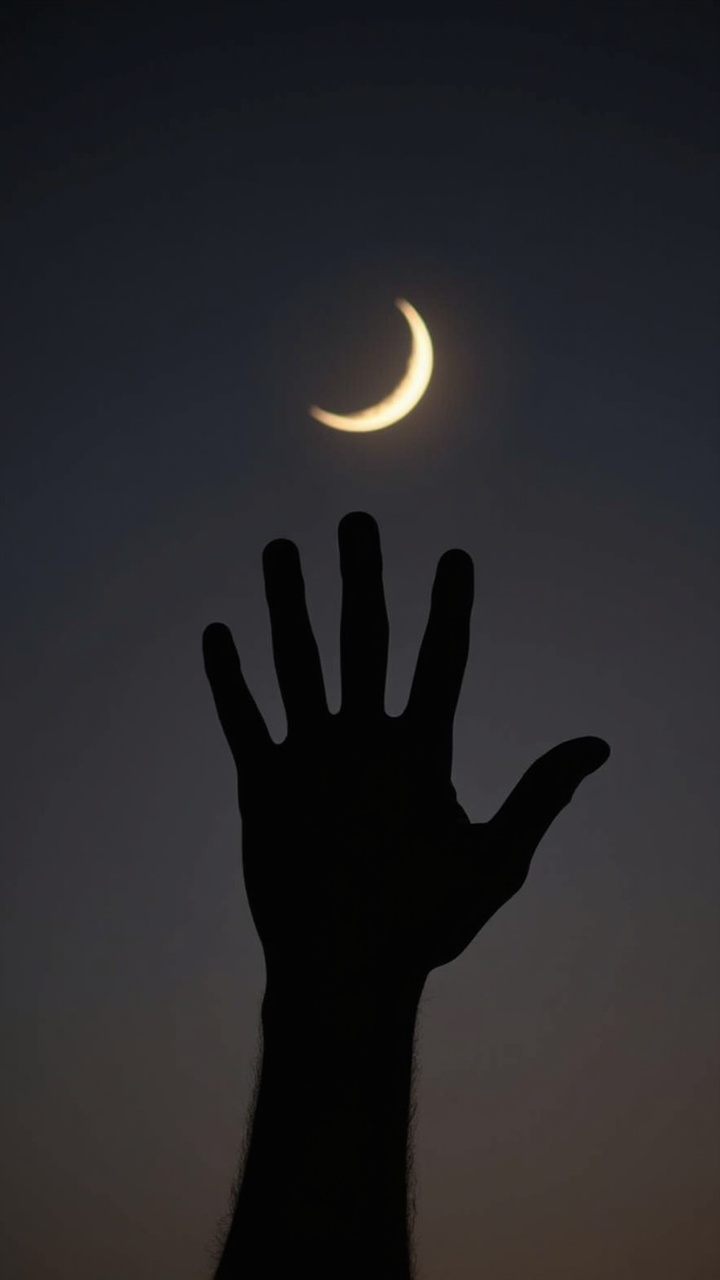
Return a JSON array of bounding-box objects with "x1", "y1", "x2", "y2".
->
[{"x1": 214, "y1": 970, "x2": 425, "y2": 1279}]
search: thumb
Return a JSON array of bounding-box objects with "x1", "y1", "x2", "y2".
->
[{"x1": 487, "y1": 736, "x2": 610, "y2": 867}]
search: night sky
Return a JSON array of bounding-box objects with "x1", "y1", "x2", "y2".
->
[{"x1": 2, "y1": 3, "x2": 719, "y2": 1278}]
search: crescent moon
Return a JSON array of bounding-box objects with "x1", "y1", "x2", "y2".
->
[{"x1": 309, "y1": 298, "x2": 433, "y2": 432}]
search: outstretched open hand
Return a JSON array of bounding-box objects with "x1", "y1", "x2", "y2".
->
[{"x1": 203, "y1": 513, "x2": 608, "y2": 988}]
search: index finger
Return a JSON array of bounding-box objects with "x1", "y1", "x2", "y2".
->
[{"x1": 404, "y1": 548, "x2": 474, "y2": 761}]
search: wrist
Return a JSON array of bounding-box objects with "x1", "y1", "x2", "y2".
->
[
  {"x1": 224, "y1": 965, "x2": 423, "y2": 1278},
  {"x1": 261, "y1": 964, "x2": 426, "y2": 1037}
]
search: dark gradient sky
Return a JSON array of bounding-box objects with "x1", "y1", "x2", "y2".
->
[{"x1": 2, "y1": 3, "x2": 719, "y2": 1277}]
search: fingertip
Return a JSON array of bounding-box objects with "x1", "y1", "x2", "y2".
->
[
  {"x1": 338, "y1": 511, "x2": 380, "y2": 552},
  {"x1": 262, "y1": 537, "x2": 300, "y2": 570},
  {"x1": 438, "y1": 547, "x2": 473, "y2": 573},
  {"x1": 574, "y1": 736, "x2": 611, "y2": 772},
  {"x1": 435, "y1": 548, "x2": 474, "y2": 600},
  {"x1": 339, "y1": 510, "x2": 377, "y2": 534},
  {"x1": 202, "y1": 623, "x2": 238, "y2": 679},
  {"x1": 202, "y1": 621, "x2": 232, "y2": 651},
  {"x1": 338, "y1": 512, "x2": 383, "y2": 581}
]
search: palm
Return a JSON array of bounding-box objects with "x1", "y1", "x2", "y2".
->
[{"x1": 204, "y1": 513, "x2": 608, "y2": 984}]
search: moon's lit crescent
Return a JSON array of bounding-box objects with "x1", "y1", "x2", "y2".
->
[{"x1": 309, "y1": 299, "x2": 433, "y2": 432}]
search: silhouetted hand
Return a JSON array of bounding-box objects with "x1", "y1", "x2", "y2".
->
[{"x1": 203, "y1": 512, "x2": 609, "y2": 989}]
